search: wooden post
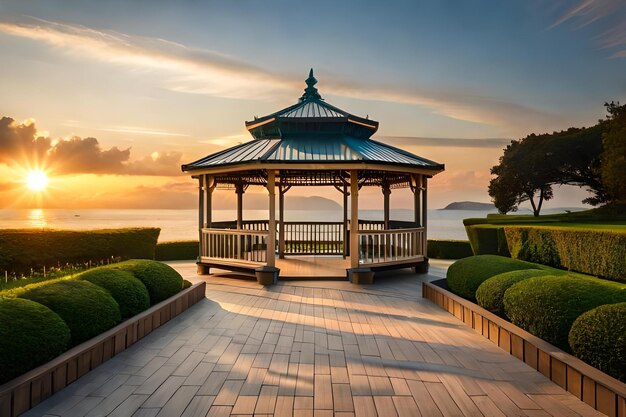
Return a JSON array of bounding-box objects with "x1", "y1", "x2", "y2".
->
[
  {"x1": 422, "y1": 177, "x2": 428, "y2": 255},
  {"x1": 343, "y1": 183, "x2": 349, "y2": 258},
  {"x1": 382, "y1": 181, "x2": 391, "y2": 230},
  {"x1": 198, "y1": 176, "x2": 204, "y2": 251},
  {"x1": 350, "y1": 170, "x2": 359, "y2": 269},
  {"x1": 414, "y1": 174, "x2": 422, "y2": 228},
  {"x1": 267, "y1": 170, "x2": 276, "y2": 268},
  {"x1": 279, "y1": 183, "x2": 285, "y2": 259},
  {"x1": 204, "y1": 175, "x2": 213, "y2": 228},
  {"x1": 236, "y1": 180, "x2": 244, "y2": 230}
]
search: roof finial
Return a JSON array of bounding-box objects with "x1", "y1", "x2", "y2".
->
[{"x1": 300, "y1": 68, "x2": 322, "y2": 101}]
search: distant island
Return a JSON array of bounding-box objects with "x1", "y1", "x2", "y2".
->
[{"x1": 441, "y1": 201, "x2": 496, "y2": 210}]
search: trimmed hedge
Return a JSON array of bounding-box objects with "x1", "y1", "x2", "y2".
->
[
  {"x1": 503, "y1": 275, "x2": 626, "y2": 350},
  {"x1": 569, "y1": 303, "x2": 626, "y2": 382},
  {"x1": 0, "y1": 228, "x2": 161, "y2": 275},
  {"x1": 475, "y1": 270, "x2": 556, "y2": 317},
  {"x1": 107, "y1": 260, "x2": 183, "y2": 305},
  {"x1": 156, "y1": 241, "x2": 198, "y2": 261},
  {"x1": 505, "y1": 226, "x2": 626, "y2": 283},
  {"x1": 0, "y1": 298, "x2": 71, "y2": 384},
  {"x1": 447, "y1": 255, "x2": 541, "y2": 300},
  {"x1": 79, "y1": 269, "x2": 150, "y2": 318},
  {"x1": 464, "y1": 225, "x2": 510, "y2": 257},
  {"x1": 20, "y1": 280, "x2": 122, "y2": 345},
  {"x1": 427, "y1": 239, "x2": 473, "y2": 260}
]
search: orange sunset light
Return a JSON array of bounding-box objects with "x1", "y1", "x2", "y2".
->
[{"x1": 24, "y1": 169, "x2": 49, "y2": 192}]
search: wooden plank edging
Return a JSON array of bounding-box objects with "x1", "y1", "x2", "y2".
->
[
  {"x1": 422, "y1": 281, "x2": 626, "y2": 417},
  {"x1": 0, "y1": 281, "x2": 206, "y2": 417}
]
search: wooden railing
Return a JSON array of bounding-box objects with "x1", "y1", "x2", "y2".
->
[
  {"x1": 201, "y1": 228, "x2": 268, "y2": 264},
  {"x1": 283, "y1": 221, "x2": 344, "y2": 254},
  {"x1": 357, "y1": 227, "x2": 425, "y2": 265}
]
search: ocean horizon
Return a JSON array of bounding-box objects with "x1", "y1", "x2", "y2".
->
[{"x1": 0, "y1": 207, "x2": 582, "y2": 242}]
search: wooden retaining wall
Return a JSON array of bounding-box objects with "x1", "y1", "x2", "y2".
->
[
  {"x1": 0, "y1": 282, "x2": 206, "y2": 417},
  {"x1": 423, "y1": 282, "x2": 626, "y2": 417}
]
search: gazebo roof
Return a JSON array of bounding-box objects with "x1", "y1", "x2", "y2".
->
[{"x1": 182, "y1": 69, "x2": 444, "y2": 173}]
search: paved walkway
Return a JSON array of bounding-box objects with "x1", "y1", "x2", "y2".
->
[{"x1": 24, "y1": 261, "x2": 604, "y2": 417}]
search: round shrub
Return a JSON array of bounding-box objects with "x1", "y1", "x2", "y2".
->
[
  {"x1": 0, "y1": 298, "x2": 71, "y2": 384},
  {"x1": 476, "y1": 270, "x2": 555, "y2": 317},
  {"x1": 182, "y1": 279, "x2": 193, "y2": 289},
  {"x1": 108, "y1": 260, "x2": 183, "y2": 304},
  {"x1": 447, "y1": 255, "x2": 541, "y2": 300},
  {"x1": 79, "y1": 269, "x2": 150, "y2": 318},
  {"x1": 20, "y1": 280, "x2": 122, "y2": 345},
  {"x1": 569, "y1": 303, "x2": 626, "y2": 382},
  {"x1": 503, "y1": 275, "x2": 626, "y2": 350}
]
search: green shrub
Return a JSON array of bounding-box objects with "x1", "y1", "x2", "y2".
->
[
  {"x1": 447, "y1": 255, "x2": 541, "y2": 300},
  {"x1": 20, "y1": 280, "x2": 121, "y2": 345},
  {"x1": 0, "y1": 298, "x2": 71, "y2": 384},
  {"x1": 464, "y1": 225, "x2": 510, "y2": 257},
  {"x1": 107, "y1": 260, "x2": 183, "y2": 304},
  {"x1": 503, "y1": 275, "x2": 626, "y2": 350},
  {"x1": 427, "y1": 240, "x2": 473, "y2": 259},
  {"x1": 505, "y1": 226, "x2": 626, "y2": 283},
  {"x1": 156, "y1": 241, "x2": 198, "y2": 261},
  {"x1": 79, "y1": 269, "x2": 150, "y2": 318},
  {"x1": 476, "y1": 270, "x2": 557, "y2": 317},
  {"x1": 182, "y1": 279, "x2": 193, "y2": 289},
  {"x1": 0, "y1": 228, "x2": 160, "y2": 275},
  {"x1": 569, "y1": 303, "x2": 626, "y2": 382}
]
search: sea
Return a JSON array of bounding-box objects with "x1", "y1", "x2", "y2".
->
[{"x1": 0, "y1": 207, "x2": 578, "y2": 242}]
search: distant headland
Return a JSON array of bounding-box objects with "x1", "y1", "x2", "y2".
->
[{"x1": 441, "y1": 201, "x2": 496, "y2": 211}]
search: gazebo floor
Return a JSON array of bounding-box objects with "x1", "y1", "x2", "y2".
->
[
  {"x1": 276, "y1": 256, "x2": 350, "y2": 279},
  {"x1": 22, "y1": 260, "x2": 604, "y2": 417}
]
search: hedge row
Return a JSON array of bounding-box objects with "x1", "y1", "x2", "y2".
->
[
  {"x1": 464, "y1": 225, "x2": 511, "y2": 257},
  {"x1": 156, "y1": 241, "x2": 198, "y2": 261},
  {"x1": 503, "y1": 275, "x2": 626, "y2": 350},
  {"x1": 0, "y1": 228, "x2": 161, "y2": 274},
  {"x1": 569, "y1": 303, "x2": 626, "y2": 382},
  {"x1": 426, "y1": 239, "x2": 473, "y2": 259},
  {"x1": 0, "y1": 260, "x2": 185, "y2": 384},
  {"x1": 446, "y1": 255, "x2": 545, "y2": 300},
  {"x1": 505, "y1": 226, "x2": 626, "y2": 283}
]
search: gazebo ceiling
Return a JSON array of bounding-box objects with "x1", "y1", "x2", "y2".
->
[{"x1": 182, "y1": 69, "x2": 444, "y2": 177}]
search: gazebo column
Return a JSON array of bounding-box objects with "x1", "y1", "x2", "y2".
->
[
  {"x1": 343, "y1": 183, "x2": 349, "y2": 258},
  {"x1": 382, "y1": 180, "x2": 391, "y2": 229},
  {"x1": 256, "y1": 170, "x2": 279, "y2": 284},
  {"x1": 422, "y1": 177, "x2": 428, "y2": 255},
  {"x1": 413, "y1": 174, "x2": 422, "y2": 228},
  {"x1": 235, "y1": 180, "x2": 245, "y2": 230},
  {"x1": 348, "y1": 170, "x2": 373, "y2": 284},
  {"x1": 278, "y1": 182, "x2": 285, "y2": 259},
  {"x1": 197, "y1": 175, "x2": 211, "y2": 275}
]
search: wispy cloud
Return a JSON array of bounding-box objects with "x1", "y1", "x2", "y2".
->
[
  {"x1": 0, "y1": 17, "x2": 563, "y2": 136},
  {"x1": 549, "y1": 0, "x2": 626, "y2": 57}
]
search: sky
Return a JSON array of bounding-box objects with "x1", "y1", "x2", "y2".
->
[{"x1": 0, "y1": 0, "x2": 625, "y2": 210}]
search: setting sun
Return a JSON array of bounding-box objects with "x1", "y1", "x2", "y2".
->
[{"x1": 25, "y1": 170, "x2": 49, "y2": 192}]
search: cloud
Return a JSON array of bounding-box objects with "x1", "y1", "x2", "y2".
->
[
  {"x1": 379, "y1": 136, "x2": 512, "y2": 149},
  {"x1": 549, "y1": 0, "x2": 626, "y2": 57},
  {"x1": 0, "y1": 116, "x2": 182, "y2": 176},
  {"x1": 0, "y1": 17, "x2": 563, "y2": 135}
]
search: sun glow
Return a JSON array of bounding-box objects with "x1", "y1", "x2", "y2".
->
[{"x1": 25, "y1": 170, "x2": 49, "y2": 192}]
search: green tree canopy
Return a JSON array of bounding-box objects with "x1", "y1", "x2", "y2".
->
[
  {"x1": 601, "y1": 102, "x2": 626, "y2": 203},
  {"x1": 489, "y1": 106, "x2": 611, "y2": 215}
]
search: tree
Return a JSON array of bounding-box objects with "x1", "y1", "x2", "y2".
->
[
  {"x1": 489, "y1": 139, "x2": 555, "y2": 216},
  {"x1": 601, "y1": 101, "x2": 626, "y2": 203}
]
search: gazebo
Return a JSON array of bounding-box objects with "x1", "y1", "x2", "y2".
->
[{"x1": 182, "y1": 70, "x2": 444, "y2": 284}]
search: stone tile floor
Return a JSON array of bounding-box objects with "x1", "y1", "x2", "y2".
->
[{"x1": 23, "y1": 260, "x2": 604, "y2": 416}]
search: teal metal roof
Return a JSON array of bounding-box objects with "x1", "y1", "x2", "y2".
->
[{"x1": 182, "y1": 70, "x2": 443, "y2": 172}]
